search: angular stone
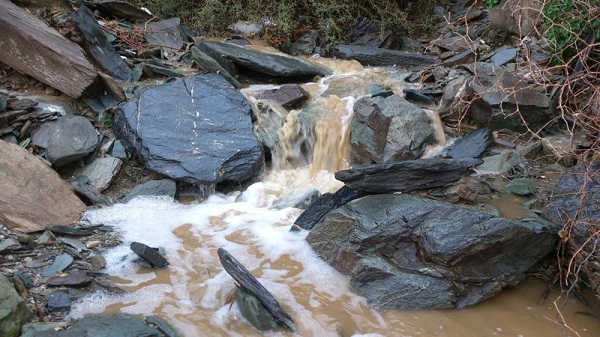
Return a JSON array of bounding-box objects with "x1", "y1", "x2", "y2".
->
[
  {"x1": 332, "y1": 44, "x2": 436, "y2": 67},
  {"x1": 0, "y1": 0, "x2": 98, "y2": 98},
  {"x1": 335, "y1": 158, "x2": 482, "y2": 193},
  {"x1": 505, "y1": 178, "x2": 537, "y2": 196},
  {"x1": 144, "y1": 18, "x2": 184, "y2": 55},
  {"x1": 350, "y1": 95, "x2": 435, "y2": 164},
  {"x1": 190, "y1": 46, "x2": 242, "y2": 89},
  {"x1": 0, "y1": 238, "x2": 21, "y2": 252},
  {"x1": 124, "y1": 179, "x2": 177, "y2": 201},
  {"x1": 200, "y1": 41, "x2": 330, "y2": 78},
  {"x1": 21, "y1": 321, "x2": 68, "y2": 337},
  {"x1": 444, "y1": 128, "x2": 494, "y2": 159},
  {"x1": 442, "y1": 50, "x2": 475, "y2": 67},
  {"x1": 41, "y1": 115, "x2": 100, "y2": 167},
  {"x1": 235, "y1": 288, "x2": 278, "y2": 331},
  {"x1": 0, "y1": 274, "x2": 32, "y2": 337},
  {"x1": 48, "y1": 225, "x2": 92, "y2": 236},
  {"x1": 256, "y1": 85, "x2": 310, "y2": 110},
  {"x1": 306, "y1": 194, "x2": 557, "y2": 309},
  {"x1": 47, "y1": 273, "x2": 92, "y2": 287},
  {"x1": 72, "y1": 5, "x2": 132, "y2": 82},
  {"x1": 42, "y1": 254, "x2": 74, "y2": 277},
  {"x1": 130, "y1": 242, "x2": 169, "y2": 268},
  {"x1": 0, "y1": 141, "x2": 86, "y2": 233},
  {"x1": 144, "y1": 316, "x2": 182, "y2": 337},
  {"x1": 47, "y1": 291, "x2": 70, "y2": 313},
  {"x1": 491, "y1": 48, "x2": 518, "y2": 66},
  {"x1": 114, "y1": 73, "x2": 264, "y2": 185},
  {"x1": 94, "y1": 0, "x2": 154, "y2": 21},
  {"x1": 74, "y1": 157, "x2": 122, "y2": 192},
  {"x1": 402, "y1": 88, "x2": 435, "y2": 105}
]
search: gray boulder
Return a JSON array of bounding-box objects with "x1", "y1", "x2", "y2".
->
[
  {"x1": 306, "y1": 194, "x2": 557, "y2": 309},
  {"x1": 350, "y1": 95, "x2": 436, "y2": 164},
  {"x1": 332, "y1": 44, "x2": 435, "y2": 67},
  {"x1": 114, "y1": 73, "x2": 264, "y2": 185},
  {"x1": 33, "y1": 115, "x2": 100, "y2": 167},
  {"x1": 0, "y1": 274, "x2": 32, "y2": 337},
  {"x1": 200, "y1": 41, "x2": 330, "y2": 78},
  {"x1": 74, "y1": 157, "x2": 122, "y2": 192}
]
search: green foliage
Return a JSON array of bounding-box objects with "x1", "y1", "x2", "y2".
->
[
  {"x1": 485, "y1": 0, "x2": 500, "y2": 8},
  {"x1": 542, "y1": 0, "x2": 600, "y2": 63},
  {"x1": 130, "y1": 0, "x2": 436, "y2": 46}
]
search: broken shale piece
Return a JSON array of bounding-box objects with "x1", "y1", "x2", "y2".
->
[{"x1": 130, "y1": 242, "x2": 169, "y2": 268}]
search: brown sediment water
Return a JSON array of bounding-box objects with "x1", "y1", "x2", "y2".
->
[{"x1": 73, "y1": 51, "x2": 600, "y2": 336}]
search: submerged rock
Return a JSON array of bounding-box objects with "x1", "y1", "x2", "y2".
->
[
  {"x1": 130, "y1": 242, "x2": 169, "y2": 268},
  {"x1": 306, "y1": 194, "x2": 557, "y2": 309},
  {"x1": 114, "y1": 73, "x2": 264, "y2": 185}
]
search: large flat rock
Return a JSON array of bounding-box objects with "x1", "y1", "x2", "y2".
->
[
  {"x1": 0, "y1": 140, "x2": 86, "y2": 233},
  {"x1": 306, "y1": 194, "x2": 557, "y2": 309},
  {"x1": 200, "y1": 41, "x2": 330, "y2": 78},
  {"x1": 0, "y1": 0, "x2": 98, "y2": 98},
  {"x1": 332, "y1": 44, "x2": 436, "y2": 67},
  {"x1": 114, "y1": 73, "x2": 264, "y2": 185}
]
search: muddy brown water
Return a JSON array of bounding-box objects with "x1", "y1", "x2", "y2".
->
[{"x1": 73, "y1": 49, "x2": 599, "y2": 336}]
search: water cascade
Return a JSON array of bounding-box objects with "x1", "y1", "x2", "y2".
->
[{"x1": 71, "y1": 57, "x2": 600, "y2": 337}]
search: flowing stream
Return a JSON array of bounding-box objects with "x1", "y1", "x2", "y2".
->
[{"x1": 72, "y1": 54, "x2": 600, "y2": 336}]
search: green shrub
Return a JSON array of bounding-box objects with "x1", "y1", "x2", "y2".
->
[
  {"x1": 486, "y1": 0, "x2": 500, "y2": 8},
  {"x1": 542, "y1": 0, "x2": 600, "y2": 63},
  {"x1": 130, "y1": 0, "x2": 438, "y2": 46}
]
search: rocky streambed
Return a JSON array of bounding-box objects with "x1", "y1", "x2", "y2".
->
[{"x1": 1, "y1": 0, "x2": 599, "y2": 336}]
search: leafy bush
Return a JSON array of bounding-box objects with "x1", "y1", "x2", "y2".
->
[
  {"x1": 542, "y1": 0, "x2": 600, "y2": 63},
  {"x1": 130, "y1": 0, "x2": 438, "y2": 45}
]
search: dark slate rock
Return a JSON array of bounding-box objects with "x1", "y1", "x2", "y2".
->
[
  {"x1": 444, "y1": 128, "x2": 494, "y2": 159},
  {"x1": 47, "y1": 291, "x2": 70, "y2": 313},
  {"x1": 350, "y1": 95, "x2": 436, "y2": 164},
  {"x1": 292, "y1": 186, "x2": 367, "y2": 231},
  {"x1": 335, "y1": 158, "x2": 482, "y2": 193},
  {"x1": 94, "y1": 0, "x2": 153, "y2": 21},
  {"x1": 256, "y1": 85, "x2": 309, "y2": 110},
  {"x1": 0, "y1": 274, "x2": 32, "y2": 337},
  {"x1": 402, "y1": 88, "x2": 435, "y2": 105},
  {"x1": 110, "y1": 140, "x2": 129, "y2": 159},
  {"x1": 124, "y1": 179, "x2": 177, "y2": 202},
  {"x1": 217, "y1": 248, "x2": 296, "y2": 332},
  {"x1": 491, "y1": 48, "x2": 518, "y2": 66},
  {"x1": 7, "y1": 98, "x2": 38, "y2": 110},
  {"x1": 114, "y1": 73, "x2": 264, "y2": 185},
  {"x1": 42, "y1": 115, "x2": 100, "y2": 167},
  {"x1": 71, "y1": 180, "x2": 112, "y2": 206},
  {"x1": 348, "y1": 18, "x2": 393, "y2": 48},
  {"x1": 47, "y1": 273, "x2": 92, "y2": 287},
  {"x1": 0, "y1": 91, "x2": 7, "y2": 112},
  {"x1": 144, "y1": 316, "x2": 182, "y2": 337},
  {"x1": 190, "y1": 46, "x2": 242, "y2": 88},
  {"x1": 306, "y1": 194, "x2": 557, "y2": 309},
  {"x1": 48, "y1": 225, "x2": 92, "y2": 236},
  {"x1": 505, "y1": 177, "x2": 537, "y2": 196},
  {"x1": 442, "y1": 50, "x2": 475, "y2": 66},
  {"x1": 331, "y1": 44, "x2": 435, "y2": 67},
  {"x1": 235, "y1": 288, "x2": 278, "y2": 331},
  {"x1": 272, "y1": 189, "x2": 321, "y2": 210},
  {"x1": 42, "y1": 254, "x2": 74, "y2": 277},
  {"x1": 200, "y1": 41, "x2": 330, "y2": 78},
  {"x1": 193, "y1": 42, "x2": 237, "y2": 77},
  {"x1": 292, "y1": 30, "x2": 319, "y2": 55},
  {"x1": 130, "y1": 242, "x2": 169, "y2": 268},
  {"x1": 34, "y1": 314, "x2": 161, "y2": 337},
  {"x1": 144, "y1": 18, "x2": 184, "y2": 53},
  {"x1": 143, "y1": 63, "x2": 184, "y2": 78},
  {"x1": 546, "y1": 162, "x2": 600, "y2": 225},
  {"x1": 72, "y1": 5, "x2": 132, "y2": 82}
]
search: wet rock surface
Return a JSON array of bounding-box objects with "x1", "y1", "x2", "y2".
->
[
  {"x1": 114, "y1": 73, "x2": 264, "y2": 185},
  {"x1": 306, "y1": 194, "x2": 557, "y2": 309},
  {"x1": 332, "y1": 44, "x2": 436, "y2": 67}
]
